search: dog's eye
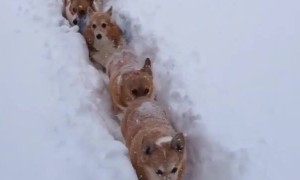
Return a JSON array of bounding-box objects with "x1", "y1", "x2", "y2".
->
[
  {"x1": 156, "y1": 169, "x2": 164, "y2": 176},
  {"x1": 72, "y1": 8, "x2": 77, "y2": 13},
  {"x1": 92, "y1": 24, "x2": 97, "y2": 29},
  {"x1": 171, "y1": 167, "x2": 178, "y2": 173},
  {"x1": 102, "y1": 23, "x2": 107, "y2": 28},
  {"x1": 131, "y1": 89, "x2": 138, "y2": 96},
  {"x1": 144, "y1": 88, "x2": 149, "y2": 95}
]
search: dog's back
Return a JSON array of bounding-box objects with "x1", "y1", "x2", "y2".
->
[
  {"x1": 121, "y1": 97, "x2": 173, "y2": 147},
  {"x1": 106, "y1": 49, "x2": 139, "y2": 79},
  {"x1": 106, "y1": 50, "x2": 155, "y2": 116},
  {"x1": 121, "y1": 97, "x2": 186, "y2": 180}
]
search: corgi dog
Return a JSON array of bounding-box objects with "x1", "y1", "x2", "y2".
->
[
  {"x1": 63, "y1": 0, "x2": 102, "y2": 32},
  {"x1": 121, "y1": 97, "x2": 186, "y2": 180},
  {"x1": 83, "y1": 6, "x2": 125, "y2": 72},
  {"x1": 105, "y1": 49, "x2": 155, "y2": 117}
]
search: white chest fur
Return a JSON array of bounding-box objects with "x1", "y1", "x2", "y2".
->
[{"x1": 91, "y1": 36, "x2": 124, "y2": 68}]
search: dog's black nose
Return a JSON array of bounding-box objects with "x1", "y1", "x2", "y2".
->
[
  {"x1": 96, "y1": 34, "x2": 102, "y2": 40},
  {"x1": 73, "y1": 19, "x2": 78, "y2": 25}
]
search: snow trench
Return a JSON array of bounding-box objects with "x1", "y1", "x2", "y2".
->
[{"x1": 2, "y1": 0, "x2": 299, "y2": 180}]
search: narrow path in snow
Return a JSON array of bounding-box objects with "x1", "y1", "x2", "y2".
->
[{"x1": 54, "y1": 0, "x2": 245, "y2": 179}]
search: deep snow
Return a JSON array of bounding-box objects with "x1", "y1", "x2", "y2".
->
[
  {"x1": 114, "y1": 0, "x2": 300, "y2": 179},
  {"x1": 0, "y1": 0, "x2": 300, "y2": 180},
  {"x1": 0, "y1": 0, "x2": 136, "y2": 179}
]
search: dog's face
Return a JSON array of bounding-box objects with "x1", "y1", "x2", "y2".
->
[
  {"x1": 86, "y1": 7, "x2": 123, "y2": 48},
  {"x1": 140, "y1": 133, "x2": 185, "y2": 180},
  {"x1": 67, "y1": 0, "x2": 93, "y2": 26},
  {"x1": 120, "y1": 58, "x2": 154, "y2": 105}
]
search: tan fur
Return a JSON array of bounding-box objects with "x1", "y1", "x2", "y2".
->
[
  {"x1": 83, "y1": 7, "x2": 125, "y2": 71},
  {"x1": 106, "y1": 49, "x2": 155, "y2": 116},
  {"x1": 121, "y1": 97, "x2": 186, "y2": 180},
  {"x1": 63, "y1": 0, "x2": 101, "y2": 26}
]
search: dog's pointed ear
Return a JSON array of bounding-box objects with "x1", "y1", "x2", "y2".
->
[
  {"x1": 141, "y1": 58, "x2": 152, "y2": 75},
  {"x1": 106, "y1": 6, "x2": 113, "y2": 17},
  {"x1": 171, "y1": 133, "x2": 185, "y2": 153},
  {"x1": 87, "y1": 7, "x2": 94, "y2": 17}
]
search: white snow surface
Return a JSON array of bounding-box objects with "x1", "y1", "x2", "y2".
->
[
  {"x1": 0, "y1": 0, "x2": 300, "y2": 180},
  {"x1": 0, "y1": 0, "x2": 135, "y2": 179},
  {"x1": 114, "y1": 0, "x2": 300, "y2": 179}
]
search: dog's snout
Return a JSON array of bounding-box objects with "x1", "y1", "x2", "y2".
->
[
  {"x1": 73, "y1": 19, "x2": 78, "y2": 25},
  {"x1": 96, "y1": 34, "x2": 102, "y2": 40}
]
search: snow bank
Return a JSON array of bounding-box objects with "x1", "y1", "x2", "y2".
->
[
  {"x1": 0, "y1": 0, "x2": 136, "y2": 179},
  {"x1": 113, "y1": 0, "x2": 300, "y2": 179}
]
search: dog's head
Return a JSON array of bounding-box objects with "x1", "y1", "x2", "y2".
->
[
  {"x1": 140, "y1": 133, "x2": 186, "y2": 180},
  {"x1": 120, "y1": 58, "x2": 154, "y2": 105},
  {"x1": 67, "y1": 0, "x2": 94, "y2": 26},
  {"x1": 86, "y1": 6, "x2": 124, "y2": 48}
]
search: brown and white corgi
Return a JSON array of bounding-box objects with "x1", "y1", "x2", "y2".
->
[
  {"x1": 83, "y1": 6, "x2": 125, "y2": 72},
  {"x1": 106, "y1": 49, "x2": 155, "y2": 117},
  {"x1": 63, "y1": 0, "x2": 102, "y2": 30},
  {"x1": 121, "y1": 97, "x2": 186, "y2": 180}
]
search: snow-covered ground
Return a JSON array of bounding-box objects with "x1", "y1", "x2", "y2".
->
[
  {"x1": 0, "y1": 0, "x2": 136, "y2": 179},
  {"x1": 115, "y1": 0, "x2": 300, "y2": 179},
  {"x1": 0, "y1": 0, "x2": 299, "y2": 180}
]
